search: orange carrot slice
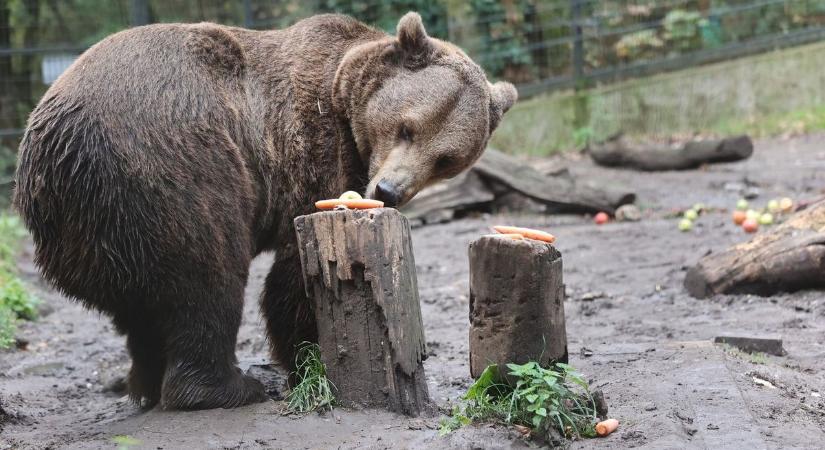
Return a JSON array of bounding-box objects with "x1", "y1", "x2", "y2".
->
[
  {"x1": 315, "y1": 199, "x2": 384, "y2": 210},
  {"x1": 492, "y1": 225, "x2": 555, "y2": 243},
  {"x1": 595, "y1": 419, "x2": 619, "y2": 437}
]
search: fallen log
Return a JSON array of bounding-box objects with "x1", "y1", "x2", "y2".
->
[
  {"x1": 468, "y1": 235, "x2": 568, "y2": 378},
  {"x1": 294, "y1": 208, "x2": 430, "y2": 416},
  {"x1": 588, "y1": 134, "x2": 753, "y2": 171},
  {"x1": 402, "y1": 148, "x2": 636, "y2": 224},
  {"x1": 401, "y1": 171, "x2": 494, "y2": 225},
  {"x1": 685, "y1": 200, "x2": 825, "y2": 298},
  {"x1": 474, "y1": 149, "x2": 635, "y2": 213}
]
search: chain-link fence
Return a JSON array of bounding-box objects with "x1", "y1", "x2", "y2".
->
[{"x1": 2, "y1": 0, "x2": 825, "y2": 171}]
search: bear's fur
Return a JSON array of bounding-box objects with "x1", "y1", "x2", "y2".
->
[{"x1": 14, "y1": 12, "x2": 516, "y2": 410}]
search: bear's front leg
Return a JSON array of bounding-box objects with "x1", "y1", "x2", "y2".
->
[{"x1": 261, "y1": 250, "x2": 318, "y2": 373}]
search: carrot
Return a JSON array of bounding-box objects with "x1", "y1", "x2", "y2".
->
[
  {"x1": 315, "y1": 198, "x2": 384, "y2": 210},
  {"x1": 492, "y1": 225, "x2": 555, "y2": 243},
  {"x1": 595, "y1": 419, "x2": 619, "y2": 437}
]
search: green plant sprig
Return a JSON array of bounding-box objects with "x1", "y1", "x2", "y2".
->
[{"x1": 285, "y1": 342, "x2": 336, "y2": 413}]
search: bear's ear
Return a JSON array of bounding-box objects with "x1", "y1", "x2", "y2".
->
[
  {"x1": 396, "y1": 12, "x2": 432, "y2": 61},
  {"x1": 488, "y1": 81, "x2": 518, "y2": 133}
]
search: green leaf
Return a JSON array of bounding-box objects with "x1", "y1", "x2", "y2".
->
[
  {"x1": 536, "y1": 407, "x2": 547, "y2": 417},
  {"x1": 464, "y1": 365, "x2": 499, "y2": 401},
  {"x1": 525, "y1": 394, "x2": 538, "y2": 403}
]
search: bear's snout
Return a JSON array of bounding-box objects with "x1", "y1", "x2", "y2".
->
[{"x1": 374, "y1": 179, "x2": 403, "y2": 207}]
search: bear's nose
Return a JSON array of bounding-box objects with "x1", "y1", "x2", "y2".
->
[{"x1": 374, "y1": 179, "x2": 402, "y2": 207}]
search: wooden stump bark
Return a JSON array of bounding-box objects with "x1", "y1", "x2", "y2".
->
[
  {"x1": 588, "y1": 134, "x2": 753, "y2": 171},
  {"x1": 294, "y1": 208, "x2": 430, "y2": 416},
  {"x1": 468, "y1": 236, "x2": 568, "y2": 378},
  {"x1": 685, "y1": 200, "x2": 825, "y2": 298}
]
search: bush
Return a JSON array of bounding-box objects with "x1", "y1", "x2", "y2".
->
[
  {"x1": 0, "y1": 306, "x2": 16, "y2": 349},
  {"x1": 440, "y1": 362, "x2": 599, "y2": 442},
  {"x1": 0, "y1": 212, "x2": 38, "y2": 350}
]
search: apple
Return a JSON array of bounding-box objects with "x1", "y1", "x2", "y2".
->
[
  {"x1": 746, "y1": 209, "x2": 760, "y2": 221},
  {"x1": 767, "y1": 200, "x2": 780, "y2": 213},
  {"x1": 759, "y1": 213, "x2": 774, "y2": 225},
  {"x1": 742, "y1": 218, "x2": 759, "y2": 233},
  {"x1": 684, "y1": 209, "x2": 698, "y2": 221},
  {"x1": 780, "y1": 197, "x2": 793, "y2": 213},
  {"x1": 678, "y1": 218, "x2": 693, "y2": 232},
  {"x1": 692, "y1": 203, "x2": 705, "y2": 212},
  {"x1": 339, "y1": 190, "x2": 363, "y2": 200},
  {"x1": 732, "y1": 210, "x2": 747, "y2": 225},
  {"x1": 594, "y1": 212, "x2": 609, "y2": 225},
  {"x1": 736, "y1": 199, "x2": 749, "y2": 211}
]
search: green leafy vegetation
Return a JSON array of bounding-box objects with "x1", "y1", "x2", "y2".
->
[
  {"x1": 111, "y1": 435, "x2": 142, "y2": 450},
  {"x1": 492, "y1": 40, "x2": 825, "y2": 156},
  {"x1": 719, "y1": 343, "x2": 769, "y2": 365},
  {"x1": 440, "y1": 362, "x2": 599, "y2": 442},
  {"x1": 0, "y1": 212, "x2": 38, "y2": 350},
  {"x1": 285, "y1": 342, "x2": 336, "y2": 413},
  {"x1": 0, "y1": 306, "x2": 16, "y2": 349},
  {"x1": 713, "y1": 105, "x2": 825, "y2": 140}
]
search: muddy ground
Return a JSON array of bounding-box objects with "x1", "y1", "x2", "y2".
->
[{"x1": 2, "y1": 133, "x2": 825, "y2": 449}]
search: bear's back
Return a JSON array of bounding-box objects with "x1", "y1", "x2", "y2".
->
[{"x1": 14, "y1": 23, "x2": 264, "y2": 306}]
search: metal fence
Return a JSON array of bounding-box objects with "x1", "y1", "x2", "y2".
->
[{"x1": 2, "y1": 0, "x2": 825, "y2": 146}]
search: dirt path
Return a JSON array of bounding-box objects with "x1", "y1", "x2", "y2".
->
[{"x1": 2, "y1": 134, "x2": 825, "y2": 449}]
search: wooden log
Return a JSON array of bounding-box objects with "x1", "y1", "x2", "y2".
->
[
  {"x1": 588, "y1": 134, "x2": 753, "y2": 171},
  {"x1": 468, "y1": 236, "x2": 568, "y2": 378},
  {"x1": 713, "y1": 336, "x2": 785, "y2": 356},
  {"x1": 401, "y1": 170, "x2": 494, "y2": 226},
  {"x1": 474, "y1": 149, "x2": 636, "y2": 214},
  {"x1": 684, "y1": 200, "x2": 825, "y2": 298},
  {"x1": 401, "y1": 149, "x2": 637, "y2": 223},
  {"x1": 293, "y1": 208, "x2": 430, "y2": 416}
]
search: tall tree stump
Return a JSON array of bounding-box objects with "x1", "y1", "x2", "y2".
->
[
  {"x1": 468, "y1": 236, "x2": 568, "y2": 378},
  {"x1": 293, "y1": 208, "x2": 430, "y2": 416}
]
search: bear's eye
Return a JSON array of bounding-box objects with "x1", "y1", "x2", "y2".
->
[
  {"x1": 436, "y1": 156, "x2": 454, "y2": 173},
  {"x1": 398, "y1": 125, "x2": 414, "y2": 142}
]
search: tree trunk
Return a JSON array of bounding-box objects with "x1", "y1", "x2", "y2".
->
[
  {"x1": 685, "y1": 200, "x2": 825, "y2": 298},
  {"x1": 293, "y1": 208, "x2": 431, "y2": 416},
  {"x1": 588, "y1": 134, "x2": 753, "y2": 171},
  {"x1": 468, "y1": 236, "x2": 568, "y2": 378}
]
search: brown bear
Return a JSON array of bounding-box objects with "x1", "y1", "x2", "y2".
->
[{"x1": 13, "y1": 12, "x2": 516, "y2": 410}]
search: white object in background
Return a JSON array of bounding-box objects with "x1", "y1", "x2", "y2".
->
[{"x1": 42, "y1": 54, "x2": 78, "y2": 85}]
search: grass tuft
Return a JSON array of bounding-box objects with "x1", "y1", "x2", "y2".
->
[
  {"x1": 285, "y1": 342, "x2": 336, "y2": 413},
  {"x1": 440, "y1": 362, "x2": 599, "y2": 442}
]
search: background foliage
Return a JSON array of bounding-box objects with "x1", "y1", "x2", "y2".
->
[{"x1": 2, "y1": 0, "x2": 825, "y2": 186}]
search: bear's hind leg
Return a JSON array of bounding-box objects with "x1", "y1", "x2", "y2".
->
[
  {"x1": 125, "y1": 326, "x2": 165, "y2": 408},
  {"x1": 261, "y1": 252, "x2": 318, "y2": 373},
  {"x1": 159, "y1": 277, "x2": 267, "y2": 410},
  {"x1": 112, "y1": 308, "x2": 166, "y2": 408}
]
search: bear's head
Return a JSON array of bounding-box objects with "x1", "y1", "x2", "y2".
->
[{"x1": 333, "y1": 12, "x2": 517, "y2": 207}]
